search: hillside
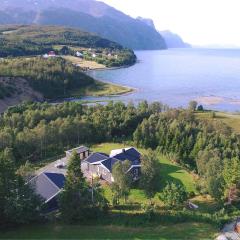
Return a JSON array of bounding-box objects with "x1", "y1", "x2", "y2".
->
[
  {"x1": 0, "y1": 25, "x2": 136, "y2": 66},
  {"x1": 0, "y1": 0, "x2": 167, "y2": 50},
  {"x1": 159, "y1": 30, "x2": 191, "y2": 48},
  {"x1": 0, "y1": 57, "x2": 132, "y2": 112}
]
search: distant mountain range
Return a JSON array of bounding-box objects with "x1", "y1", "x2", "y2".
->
[
  {"x1": 137, "y1": 17, "x2": 191, "y2": 49},
  {"x1": 159, "y1": 31, "x2": 191, "y2": 48},
  {"x1": 0, "y1": 0, "x2": 167, "y2": 50}
]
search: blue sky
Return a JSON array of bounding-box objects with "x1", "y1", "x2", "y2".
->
[{"x1": 100, "y1": 0, "x2": 240, "y2": 46}]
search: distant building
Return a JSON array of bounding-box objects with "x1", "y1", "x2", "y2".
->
[
  {"x1": 76, "y1": 51, "x2": 83, "y2": 58},
  {"x1": 92, "y1": 53, "x2": 97, "y2": 58},
  {"x1": 43, "y1": 51, "x2": 56, "y2": 58},
  {"x1": 28, "y1": 172, "x2": 65, "y2": 211},
  {"x1": 43, "y1": 54, "x2": 49, "y2": 59},
  {"x1": 66, "y1": 146, "x2": 90, "y2": 161},
  {"x1": 48, "y1": 51, "x2": 56, "y2": 57}
]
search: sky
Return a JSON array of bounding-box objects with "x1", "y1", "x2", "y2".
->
[{"x1": 100, "y1": 0, "x2": 240, "y2": 46}]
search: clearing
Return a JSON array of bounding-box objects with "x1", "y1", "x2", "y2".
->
[
  {"x1": 195, "y1": 111, "x2": 240, "y2": 134},
  {"x1": 63, "y1": 55, "x2": 106, "y2": 70}
]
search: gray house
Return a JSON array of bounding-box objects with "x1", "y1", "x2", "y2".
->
[
  {"x1": 28, "y1": 172, "x2": 65, "y2": 211},
  {"x1": 82, "y1": 147, "x2": 141, "y2": 183}
]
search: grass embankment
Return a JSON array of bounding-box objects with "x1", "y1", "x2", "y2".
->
[
  {"x1": 195, "y1": 111, "x2": 240, "y2": 134},
  {"x1": 71, "y1": 80, "x2": 133, "y2": 97},
  {"x1": 0, "y1": 223, "x2": 217, "y2": 240}
]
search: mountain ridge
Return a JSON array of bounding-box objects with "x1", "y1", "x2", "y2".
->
[{"x1": 0, "y1": 0, "x2": 167, "y2": 50}]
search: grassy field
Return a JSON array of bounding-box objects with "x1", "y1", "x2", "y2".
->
[
  {"x1": 72, "y1": 80, "x2": 133, "y2": 97},
  {"x1": 0, "y1": 223, "x2": 217, "y2": 239},
  {"x1": 63, "y1": 55, "x2": 106, "y2": 70},
  {"x1": 91, "y1": 143, "x2": 196, "y2": 204},
  {"x1": 195, "y1": 111, "x2": 240, "y2": 134}
]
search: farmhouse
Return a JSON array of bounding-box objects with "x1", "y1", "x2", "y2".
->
[
  {"x1": 29, "y1": 146, "x2": 141, "y2": 211},
  {"x1": 82, "y1": 147, "x2": 141, "y2": 183}
]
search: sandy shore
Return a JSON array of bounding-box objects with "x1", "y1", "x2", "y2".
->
[
  {"x1": 195, "y1": 96, "x2": 224, "y2": 105},
  {"x1": 196, "y1": 96, "x2": 240, "y2": 106}
]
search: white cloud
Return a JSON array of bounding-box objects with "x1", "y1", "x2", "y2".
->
[{"x1": 99, "y1": 0, "x2": 240, "y2": 46}]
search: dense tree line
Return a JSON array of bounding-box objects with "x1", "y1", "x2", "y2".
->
[
  {"x1": 0, "y1": 101, "x2": 165, "y2": 165},
  {"x1": 133, "y1": 109, "x2": 240, "y2": 201},
  {"x1": 0, "y1": 148, "x2": 42, "y2": 227},
  {"x1": 0, "y1": 57, "x2": 95, "y2": 99}
]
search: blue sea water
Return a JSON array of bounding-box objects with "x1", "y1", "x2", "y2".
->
[{"x1": 86, "y1": 48, "x2": 240, "y2": 112}]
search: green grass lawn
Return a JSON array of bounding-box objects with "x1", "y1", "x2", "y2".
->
[
  {"x1": 91, "y1": 143, "x2": 196, "y2": 204},
  {"x1": 0, "y1": 223, "x2": 217, "y2": 239},
  {"x1": 195, "y1": 111, "x2": 240, "y2": 134}
]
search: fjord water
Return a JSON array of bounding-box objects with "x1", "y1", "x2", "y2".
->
[{"x1": 87, "y1": 48, "x2": 240, "y2": 111}]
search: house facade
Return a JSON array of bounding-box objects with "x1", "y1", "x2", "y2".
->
[{"x1": 82, "y1": 147, "x2": 141, "y2": 183}]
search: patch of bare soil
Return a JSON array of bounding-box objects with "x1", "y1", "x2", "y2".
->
[{"x1": 0, "y1": 77, "x2": 43, "y2": 113}]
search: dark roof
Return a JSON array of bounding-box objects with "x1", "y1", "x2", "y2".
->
[
  {"x1": 66, "y1": 146, "x2": 89, "y2": 155},
  {"x1": 29, "y1": 172, "x2": 65, "y2": 203},
  {"x1": 113, "y1": 148, "x2": 141, "y2": 164},
  {"x1": 101, "y1": 158, "x2": 119, "y2": 172},
  {"x1": 84, "y1": 152, "x2": 109, "y2": 164},
  {"x1": 45, "y1": 172, "x2": 65, "y2": 189}
]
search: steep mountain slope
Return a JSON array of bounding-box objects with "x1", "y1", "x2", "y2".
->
[
  {"x1": 136, "y1": 17, "x2": 156, "y2": 29},
  {"x1": 160, "y1": 31, "x2": 191, "y2": 48},
  {"x1": 0, "y1": 0, "x2": 167, "y2": 50}
]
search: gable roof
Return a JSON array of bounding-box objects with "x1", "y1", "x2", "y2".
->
[
  {"x1": 84, "y1": 152, "x2": 109, "y2": 164},
  {"x1": 28, "y1": 172, "x2": 65, "y2": 203},
  {"x1": 44, "y1": 172, "x2": 65, "y2": 189},
  {"x1": 66, "y1": 146, "x2": 89, "y2": 155},
  {"x1": 101, "y1": 158, "x2": 120, "y2": 172},
  {"x1": 111, "y1": 147, "x2": 141, "y2": 164}
]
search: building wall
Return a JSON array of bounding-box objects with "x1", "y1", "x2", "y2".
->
[{"x1": 87, "y1": 164, "x2": 113, "y2": 183}]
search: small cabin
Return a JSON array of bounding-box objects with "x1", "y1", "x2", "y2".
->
[{"x1": 66, "y1": 146, "x2": 90, "y2": 161}]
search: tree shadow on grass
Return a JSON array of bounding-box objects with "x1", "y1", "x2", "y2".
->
[{"x1": 156, "y1": 162, "x2": 186, "y2": 191}]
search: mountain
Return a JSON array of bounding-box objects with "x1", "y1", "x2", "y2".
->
[
  {"x1": 159, "y1": 31, "x2": 191, "y2": 48},
  {"x1": 136, "y1": 17, "x2": 156, "y2": 29},
  {"x1": 0, "y1": 0, "x2": 167, "y2": 50}
]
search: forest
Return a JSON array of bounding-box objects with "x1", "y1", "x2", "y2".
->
[{"x1": 0, "y1": 57, "x2": 95, "y2": 99}]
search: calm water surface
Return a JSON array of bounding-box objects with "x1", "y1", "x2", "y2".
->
[{"x1": 85, "y1": 48, "x2": 240, "y2": 111}]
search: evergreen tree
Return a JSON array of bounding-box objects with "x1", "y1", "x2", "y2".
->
[
  {"x1": 140, "y1": 150, "x2": 159, "y2": 199},
  {"x1": 60, "y1": 151, "x2": 90, "y2": 222},
  {"x1": 0, "y1": 148, "x2": 42, "y2": 226}
]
